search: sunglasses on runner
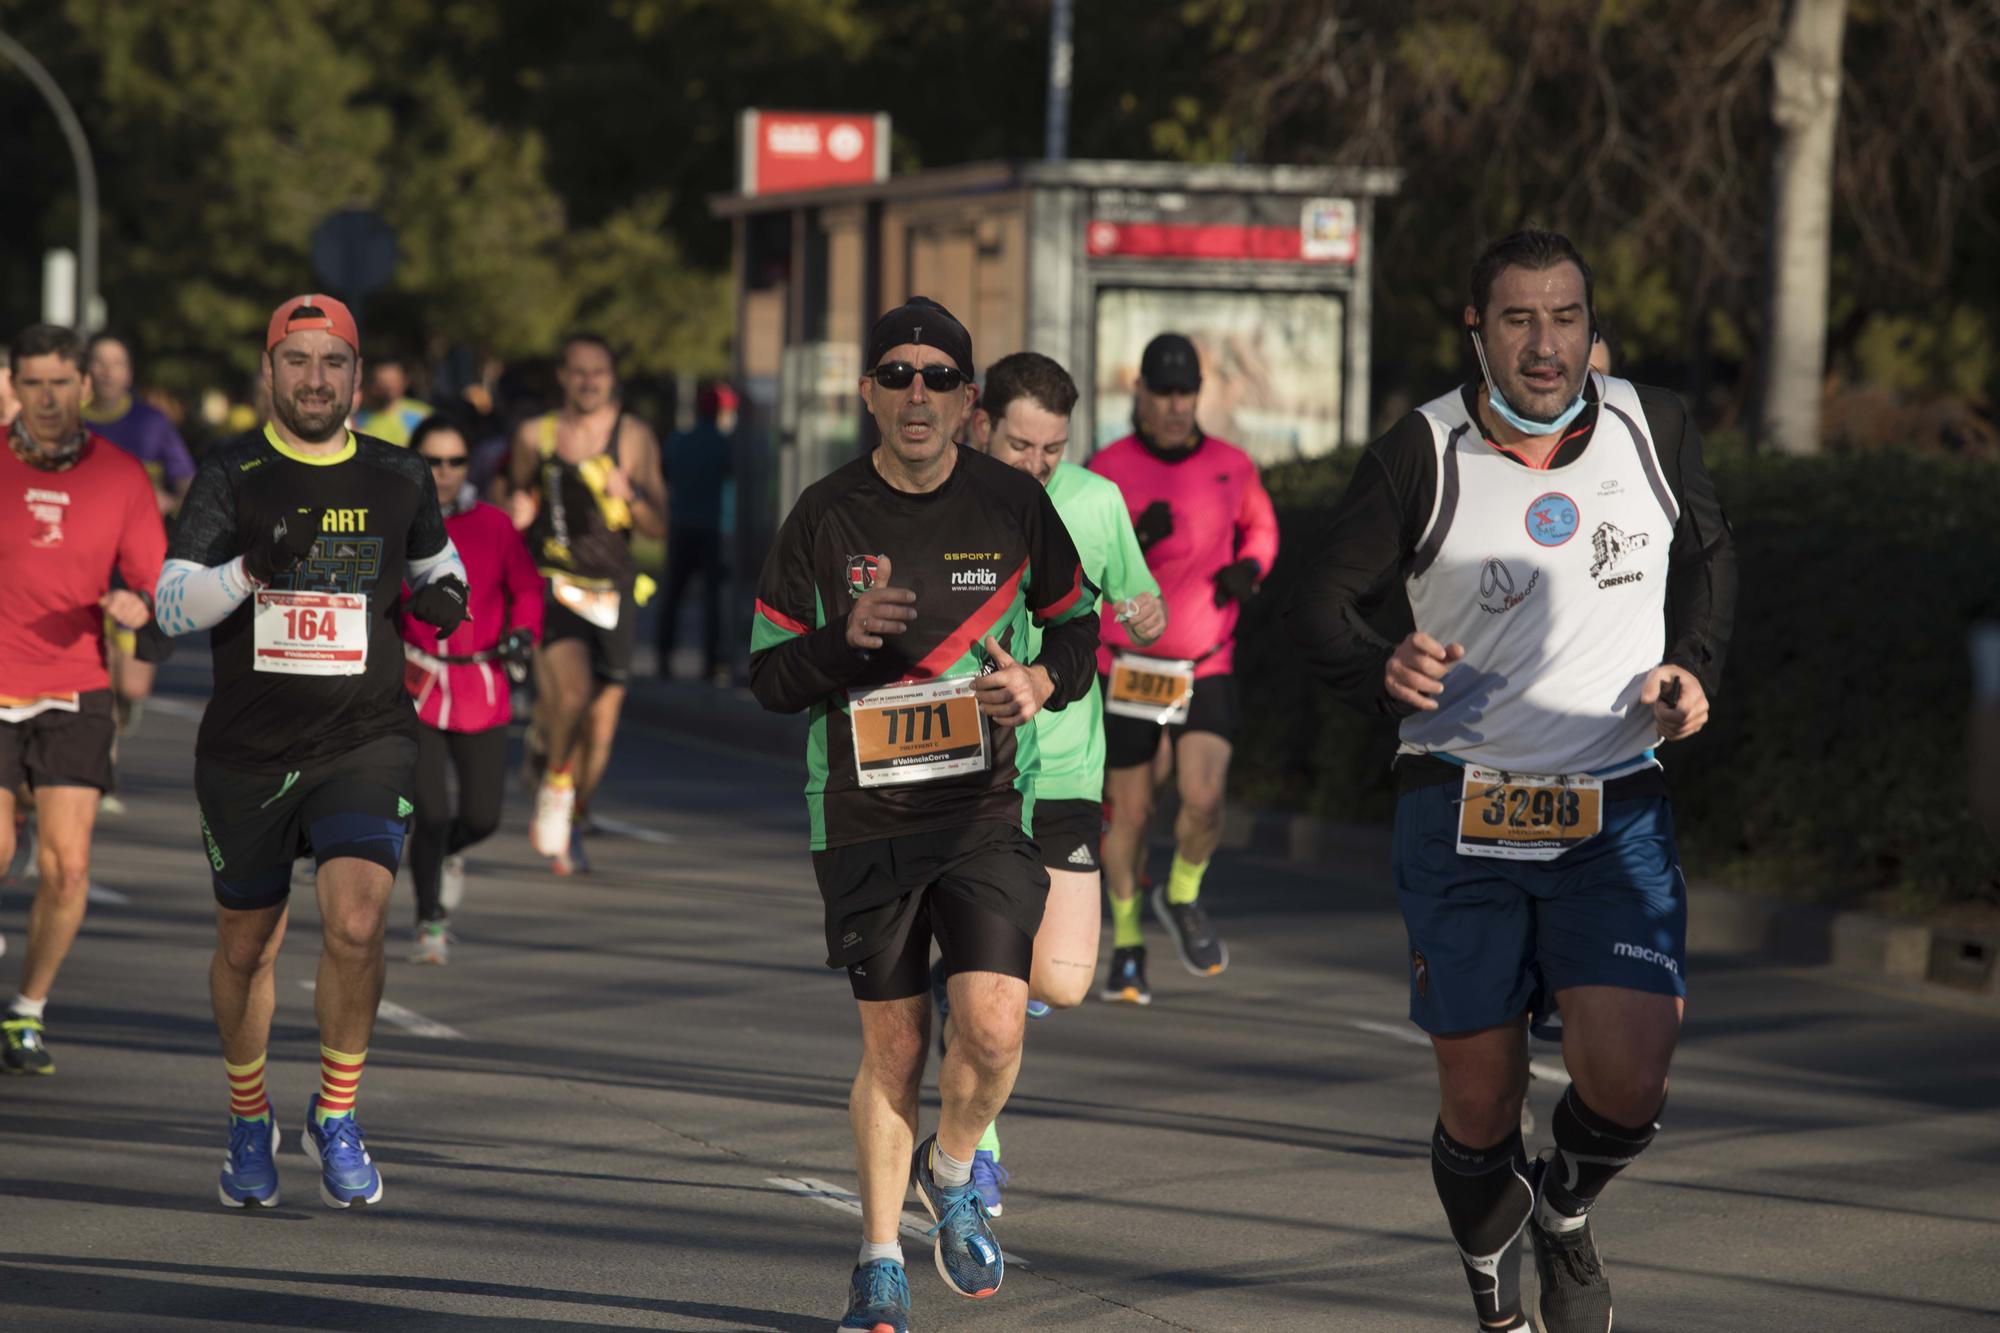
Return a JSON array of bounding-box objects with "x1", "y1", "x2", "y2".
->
[
  {"x1": 867, "y1": 362, "x2": 971, "y2": 393},
  {"x1": 422, "y1": 455, "x2": 469, "y2": 469}
]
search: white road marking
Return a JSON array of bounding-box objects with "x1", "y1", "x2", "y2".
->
[
  {"x1": 1529, "y1": 1059, "x2": 1572, "y2": 1085},
  {"x1": 144, "y1": 696, "x2": 206, "y2": 720},
  {"x1": 1347, "y1": 1017, "x2": 1573, "y2": 1085},
  {"x1": 86, "y1": 884, "x2": 131, "y2": 905},
  {"x1": 586, "y1": 815, "x2": 677, "y2": 845},
  {"x1": 767, "y1": 1176, "x2": 1027, "y2": 1265},
  {"x1": 297, "y1": 979, "x2": 464, "y2": 1039}
]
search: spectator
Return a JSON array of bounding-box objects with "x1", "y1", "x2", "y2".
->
[{"x1": 657, "y1": 380, "x2": 735, "y2": 682}]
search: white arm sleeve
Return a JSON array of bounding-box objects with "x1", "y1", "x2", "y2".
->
[
  {"x1": 156, "y1": 556, "x2": 259, "y2": 636},
  {"x1": 407, "y1": 538, "x2": 467, "y2": 590}
]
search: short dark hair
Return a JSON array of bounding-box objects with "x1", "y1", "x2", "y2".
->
[
  {"x1": 10, "y1": 324, "x2": 84, "y2": 374},
  {"x1": 85, "y1": 331, "x2": 134, "y2": 364},
  {"x1": 1469, "y1": 228, "x2": 1595, "y2": 327},
  {"x1": 981, "y1": 352, "x2": 1078, "y2": 424},
  {"x1": 560, "y1": 331, "x2": 616, "y2": 365},
  {"x1": 408, "y1": 414, "x2": 470, "y2": 455}
]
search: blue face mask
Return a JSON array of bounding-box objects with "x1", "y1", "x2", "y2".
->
[{"x1": 1470, "y1": 329, "x2": 1587, "y2": 435}]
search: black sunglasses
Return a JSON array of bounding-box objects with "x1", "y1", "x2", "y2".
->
[
  {"x1": 423, "y1": 455, "x2": 470, "y2": 469},
  {"x1": 868, "y1": 361, "x2": 971, "y2": 393}
]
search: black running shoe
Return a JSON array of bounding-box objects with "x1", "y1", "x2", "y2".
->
[
  {"x1": 1150, "y1": 885, "x2": 1227, "y2": 976},
  {"x1": 1099, "y1": 945, "x2": 1151, "y2": 1005},
  {"x1": 1, "y1": 1011, "x2": 53, "y2": 1075},
  {"x1": 1527, "y1": 1151, "x2": 1614, "y2": 1333}
]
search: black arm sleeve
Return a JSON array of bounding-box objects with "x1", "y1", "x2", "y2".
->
[
  {"x1": 748, "y1": 503, "x2": 870, "y2": 714},
  {"x1": 1023, "y1": 483, "x2": 1099, "y2": 712},
  {"x1": 1641, "y1": 388, "x2": 1737, "y2": 698},
  {"x1": 1284, "y1": 417, "x2": 1436, "y2": 716},
  {"x1": 165, "y1": 452, "x2": 241, "y2": 565}
]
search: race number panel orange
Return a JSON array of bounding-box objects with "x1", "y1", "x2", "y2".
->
[
  {"x1": 1105, "y1": 652, "x2": 1195, "y2": 725},
  {"x1": 1455, "y1": 765, "x2": 1603, "y2": 861},
  {"x1": 848, "y1": 675, "x2": 989, "y2": 788}
]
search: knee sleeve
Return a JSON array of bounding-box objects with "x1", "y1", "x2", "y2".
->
[
  {"x1": 1545, "y1": 1086, "x2": 1662, "y2": 1219},
  {"x1": 1432, "y1": 1120, "x2": 1533, "y2": 1324}
]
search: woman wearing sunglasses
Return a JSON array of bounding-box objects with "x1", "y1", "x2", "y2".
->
[{"x1": 400, "y1": 416, "x2": 544, "y2": 963}]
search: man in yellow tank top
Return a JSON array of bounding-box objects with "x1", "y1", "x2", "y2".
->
[{"x1": 505, "y1": 333, "x2": 666, "y2": 869}]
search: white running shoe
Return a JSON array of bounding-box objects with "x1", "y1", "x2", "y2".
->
[
  {"x1": 531, "y1": 781, "x2": 575, "y2": 858},
  {"x1": 409, "y1": 923, "x2": 450, "y2": 966},
  {"x1": 439, "y1": 854, "x2": 466, "y2": 911}
]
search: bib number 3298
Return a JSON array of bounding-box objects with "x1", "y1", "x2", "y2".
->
[
  {"x1": 254, "y1": 589, "x2": 368, "y2": 676},
  {"x1": 1456, "y1": 765, "x2": 1603, "y2": 861}
]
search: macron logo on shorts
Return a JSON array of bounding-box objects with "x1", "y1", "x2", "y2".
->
[{"x1": 1612, "y1": 941, "x2": 1680, "y2": 976}]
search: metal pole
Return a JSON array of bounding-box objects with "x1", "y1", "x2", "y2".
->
[
  {"x1": 1044, "y1": 0, "x2": 1073, "y2": 161},
  {"x1": 0, "y1": 32, "x2": 100, "y2": 332}
]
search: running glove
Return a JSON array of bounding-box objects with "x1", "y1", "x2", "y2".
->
[
  {"x1": 498, "y1": 627, "x2": 535, "y2": 682},
  {"x1": 243, "y1": 505, "x2": 324, "y2": 584},
  {"x1": 407, "y1": 575, "x2": 471, "y2": 636},
  {"x1": 1212, "y1": 558, "x2": 1260, "y2": 607},
  {"x1": 1134, "y1": 500, "x2": 1174, "y2": 551}
]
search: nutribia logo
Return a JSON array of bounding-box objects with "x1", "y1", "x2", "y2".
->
[{"x1": 945, "y1": 550, "x2": 1001, "y2": 594}]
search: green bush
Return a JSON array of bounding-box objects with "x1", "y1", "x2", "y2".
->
[{"x1": 1235, "y1": 445, "x2": 2000, "y2": 914}]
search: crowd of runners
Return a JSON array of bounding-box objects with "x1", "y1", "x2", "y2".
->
[{"x1": 0, "y1": 226, "x2": 1734, "y2": 1333}]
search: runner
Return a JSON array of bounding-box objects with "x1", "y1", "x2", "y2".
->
[
  {"x1": 955, "y1": 350, "x2": 1164, "y2": 1213},
  {"x1": 1287, "y1": 228, "x2": 1736, "y2": 1332},
  {"x1": 0, "y1": 324, "x2": 166, "y2": 1075},
  {"x1": 1089, "y1": 332, "x2": 1278, "y2": 1001},
  {"x1": 154, "y1": 294, "x2": 469, "y2": 1209},
  {"x1": 507, "y1": 333, "x2": 666, "y2": 872},
  {"x1": 401, "y1": 416, "x2": 542, "y2": 964},
  {"x1": 350, "y1": 355, "x2": 432, "y2": 448},
  {"x1": 750, "y1": 298, "x2": 1097, "y2": 1333}
]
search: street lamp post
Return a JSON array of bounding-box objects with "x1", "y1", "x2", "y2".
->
[{"x1": 0, "y1": 31, "x2": 100, "y2": 332}]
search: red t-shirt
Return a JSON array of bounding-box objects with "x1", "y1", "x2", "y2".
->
[{"x1": 0, "y1": 427, "x2": 167, "y2": 694}]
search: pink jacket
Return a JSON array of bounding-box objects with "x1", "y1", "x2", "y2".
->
[
  {"x1": 1087, "y1": 433, "x2": 1280, "y2": 679},
  {"x1": 400, "y1": 495, "x2": 543, "y2": 733}
]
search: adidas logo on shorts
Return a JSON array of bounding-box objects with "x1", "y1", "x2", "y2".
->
[{"x1": 1066, "y1": 844, "x2": 1096, "y2": 868}]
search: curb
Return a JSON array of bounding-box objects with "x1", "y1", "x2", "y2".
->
[{"x1": 624, "y1": 674, "x2": 2000, "y2": 1011}]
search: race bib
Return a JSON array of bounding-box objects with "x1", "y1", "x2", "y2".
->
[
  {"x1": 1105, "y1": 652, "x2": 1195, "y2": 725},
  {"x1": 848, "y1": 675, "x2": 989, "y2": 788},
  {"x1": 1456, "y1": 766, "x2": 1603, "y2": 861},
  {"x1": 551, "y1": 573, "x2": 621, "y2": 630},
  {"x1": 254, "y1": 590, "x2": 367, "y2": 676}
]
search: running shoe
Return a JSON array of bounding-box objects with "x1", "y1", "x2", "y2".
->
[
  {"x1": 910, "y1": 1135, "x2": 1002, "y2": 1298},
  {"x1": 439, "y1": 853, "x2": 466, "y2": 912},
  {"x1": 837, "y1": 1258, "x2": 911, "y2": 1332},
  {"x1": 972, "y1": 1148, "x2": 1009, "y2": 1217},
  {"x1": 1527, "y1": 1151, "x2": 1613, "y2": 1332},
  {"x1": 1, "y1": 1011, "x2": 53, "y2": 1075},
  {"x1": 217, "y1": 1116, "x2": 281, "y2": 1208},
  {"x1": 1099, "y1": 945, "x2": 1151, "y2": 1005},
  {"x1": 566, "y1": 826, "x2": 591, "y2": 874},
  {"x1": 1150, "y1": 885, "x2": 1228, "y2": 976},
  {"x1": 409, "y1": 922, "x2": 451, "y2": 966},
  {"x1": 301, "y1": 1096, "x2": 384, "y2": 1208},
  {"x1": 1025, "y1": 998, "x2": 1051, "y2": 1020},
  {"x1": 530, "y1": 780, "x2": 575, "y2": 859}
]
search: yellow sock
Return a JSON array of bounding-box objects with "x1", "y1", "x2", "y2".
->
[
  {"x1": 225, "y1": 1052, "x2": 270, "y2": 1122},
  {"x1": 1110, "y1": 891, "x2": 1144, "y2": 948},
  {"x1": 547, "y1": 766, "x2": 575, "y2": 789},
  {"x1": 315, "y1": 1045, "x2": 366, "y2": 1124},
  {"x1": 1166, "y1": 853, "x2": 1208, "y2": 906}
]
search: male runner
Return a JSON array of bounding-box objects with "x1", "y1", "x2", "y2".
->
[
  {"x1": 1288, "y1": 228, "x2": 1736, "y2": 1332},
  {"x1": 155, "y1": 294, "x2": 469, "y2": 1209},
  {"x1": 751, "y1": 298, "x2": 1097, "y2": 1333},
  {"x1": 0, "y1": 324, "x2": 166, "y2": 1074},
  {"x1": 1090, "y1": 332, "x2": 1278, "y2": 1000},
  {"x1": 507, "y1": 333, "x2": 665, "y2": 870},
  {"x1": 350, "y1": 355, "x2": 432, "y2": 448},
  {"x1": 957, "y1": 350, "x2": 1164, "y2": 1209}
]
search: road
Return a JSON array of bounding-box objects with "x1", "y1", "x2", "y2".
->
[{"x1": 2, "y1": 662, "x2": 1997, "y2": 1331}]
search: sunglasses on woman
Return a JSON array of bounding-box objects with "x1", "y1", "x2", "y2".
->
[
  {"x1": 867, "y1": 361, "x2": 971, "y2": 393},
  {"x1": 422, "y1": 454, "x2": 469, "y2": 470}
]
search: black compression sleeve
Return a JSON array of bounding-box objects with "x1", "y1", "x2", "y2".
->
[{"x1": 1641, "y1": 389, "x2": 1737, "y2": 698}]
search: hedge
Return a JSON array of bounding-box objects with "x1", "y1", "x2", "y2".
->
[{"x1": 1232, "y1": 443, "x2": 2000, "y2": 915}]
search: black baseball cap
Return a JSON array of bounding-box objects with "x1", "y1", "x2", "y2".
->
[{"x1": 1139, "y1": 332, "x2": 1201, "y2": 394}]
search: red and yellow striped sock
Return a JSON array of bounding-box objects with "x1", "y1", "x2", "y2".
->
[
  {"x1": 225, "y1": 1053, "x2": 270, "y2": 1122},
  {"x1": 314, "y1": 1045, "x2": 366, "y2": 1124}
]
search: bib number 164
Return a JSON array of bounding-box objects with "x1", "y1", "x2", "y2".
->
[{"x1": 283, "y1": 607, "x2": 341, "y2": 642}]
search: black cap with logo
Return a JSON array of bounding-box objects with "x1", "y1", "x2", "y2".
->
[{"x1": 1139, "y1": 332, "x2": 1202, "y2": 394}]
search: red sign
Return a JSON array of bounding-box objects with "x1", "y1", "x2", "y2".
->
[
  {"x1": 739, "y1": 110, "x2": 889, "y2": 197},
  {"x1": 1085, "y1": 197, "x2": 1359, "y2": 265}
]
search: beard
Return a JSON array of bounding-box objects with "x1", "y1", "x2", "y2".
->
[{"x1": 272, "y1": 389, "x2": 347, "y2": 443}]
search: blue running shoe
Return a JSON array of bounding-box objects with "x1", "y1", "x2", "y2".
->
[
  {"x1": 836, "y1": 1258, "x2": 911, "y2": 1332},
  {"x1": 910, "y1": 1134, "x2": 1002, "y2": 1298},
  {"x1": 217, "y1": 1116, "x2": 280, "y2": 1208},
  {"x1": 971, "y1": 1148, "x2": 1009, "y2": 1217},
  {"x1": 1025, "y1": 999, "x2": 1051, "y2": 1020},
  {"x1": 301, "y1": 1095, "x2": 384, "y2": 1208}
]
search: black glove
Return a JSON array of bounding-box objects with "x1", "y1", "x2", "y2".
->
[
  {"x1": 499, "y1": 627, "x2": 535, "y2": 682},
  {"x1": 243, "y1": 505, "x2": 323, "y2": 584},
  {"x1": 1212, "y1": 557, "x2": 1260, "y2": 608},
  {"x1": 407, "y1": 575, "x2": 471, "y2": 637},
  {"x1": 1134, "y1": 500, "x2": 1174, "y2": 552}
]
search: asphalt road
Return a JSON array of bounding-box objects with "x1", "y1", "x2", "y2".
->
[{"x1": 2, "y1": 665, "x2": 1997, "y2": 1332}]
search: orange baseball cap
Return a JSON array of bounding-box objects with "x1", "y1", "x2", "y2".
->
[{"x1": 266, "y1": 294, "x2": 360, "y2": 354}]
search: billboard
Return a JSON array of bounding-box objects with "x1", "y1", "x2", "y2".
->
[
  {"x1": 738, "y1": 110, "x2": 890, "y2": 197},
  {"x1": 1093, "y1": 287, "x2": 1346, "y2": 463},
  {"x1": 1086, "y1": 194, "x2": 1358, "y2": 265}
]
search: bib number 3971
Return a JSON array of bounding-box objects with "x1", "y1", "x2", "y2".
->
[
  {"x1": 1456, "y1": 765, "x2": 1603, "y2": 861},
  {"x1": 848, "y1": 675, "x2": 988, "y2": 788},
  {"x1": 254, "y1": 590, "x2": 367, "y2": 676}
]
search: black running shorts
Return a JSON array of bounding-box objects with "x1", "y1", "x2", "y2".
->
[
  {"x1": 541, "y1": 582, "x2": 636, "y2": 686},
  {"x1": 1103, "y1": 671, "x2": 1240, "y2": 770},
  {"x1": 1032, "y1": 797, "x2": 1102, "y2": 872},
  {"x1": 812, "y1": 821, "x2": 1046, "y2": 1001},
  {"x1": 195, "y1": 734, "x2": 417, "y2": 911},
  {"x1": 0, "y1": 691, "x2": 117, "y2": 792}
]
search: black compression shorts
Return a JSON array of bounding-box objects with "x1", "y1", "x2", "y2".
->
[
  {"x1": 0, "y1": 690, "x2": 116, "y2": 792},
  {"x1": 1032, "y1": 797, "x2": 1102, "y2": 872},
  {"x1": 1103, "y1": 671, "x2": 1240, "y2": 769},
  {"x1": 541, "y1": 581, "x2": 636, "y2": 685}
]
